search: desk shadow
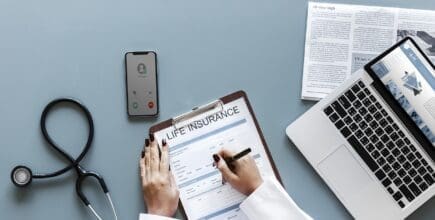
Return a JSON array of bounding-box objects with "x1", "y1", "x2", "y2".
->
[{"x1": 127, "y1": 115, "x2": 159, "y2": 124}]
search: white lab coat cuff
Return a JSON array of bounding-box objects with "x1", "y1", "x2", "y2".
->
[
  {"x1": 139, "y1": 213, "x2": 178, "y2": 220},
  {"x1": 240, "y1": 177, "x2": 313, "y2": 220}
]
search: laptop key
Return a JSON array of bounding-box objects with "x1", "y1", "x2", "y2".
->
[
  {"x1": 418, "y1": 167, "x2": 426, "y2": 175},
  {"x1": 345, "y1": 90, "x2": 356, "y2": 102},
  {"x1": 348, "y1": 135, "x2": 379, "y2": 172},
  {"x1": 386, "y1": 141, "x2": 395, "y2": 150},
  {"x1": 360, "y1": 137, "x2": 369, "y2": 145},
  {"x1": 404, "y1": 137, "x2": 411, "y2": 145},
  {"x1": 363, "y1": 88, "x2": 370, "y2": 96},
  {"x1": 394, "y1": 177, "x2": 403, "y2": 186},
  {"x1": 398, "y1": 155, "x2": 406, "y2": 163},
  {"x1": 362, "y1": 98, "x2": 371, "y2": 106},
  {"x1": 364, "y1": 128, "x2": 373, "y2": 137},
  {"x1": 381, "y1": 134, "x2": 389, "y2": 143},
  {"x1": 379, "y1": 118, "x2": 388, "y2": 127},
  {"x1": 419, "y1": 182, "x2": 428, "y2": 191},
  {"x1": 398, "y1": 169, "x2": 406, "y2": 177},
  {"x1": 401, "y1": 146, "x2": 410, "y2": 155},
  {"x1": 382, "y1": 164, "x2": 392, "y2": 173},
  {"x1": 351, "y1": 84, "x2": 361, "y2": 93},
  {"x1": 374, "y1": 112, "x2": 382, "y2": 120},
  {"x1": 349, "y1": 123, "x2": 358, "y2": 131},
  {"x1": 392, "y1": 162, "x2": 401, "y2": 170},
  {"x1": 386, "y1": 155, "x2": 395, "y2": 164},
  {"x1": 369, "y1": 121, "x2": 379, "y2": 129},
  {"x1": 381, "y1": 149, "x2": 389, "y2": 157},
  {"x1": 371, "y1": 150, "x2": 381, "y2": 159},
  {"x1": 385, "y1": 125, "x2": 393, "y2": 134},
  {"x1": 349, "y1": 107, "x2": 357, "y2": 116},
  {"x1": 364, "y1": 114, "x2": 373, "y2": 123},
  {"x1": 399, "y1": 185, "x2": 415, "y2": 202},
  {"x1": 387, "y1": 187, "x2": 394, "y2": 194},
  {"x1": 393, "y1": 192, "x2": 403, "y2": 201},
  {"x1": 354, "y1": 100, "x2": 362, "y2": 109},
  {"x1": 412, "y1": 160, "x2": 421, "y2": 169},
  {"x1": 343, "y1": 116, "x2": 352, "y2": 124},
  {"x1": 358, "y1": 81, "x2": 365, "y2": 88},
  {"x1": 392, "y1": 148, "x2": 400, "y2": 157},
  {"x1": 332, "y1": 101, "x2": 346, "y2": 117},
  {"x1": 335, "y1": 120, "x2": 345, "y2": 129},
  {"x1": 377, "y1": 157, "x2": 386, "y2": 166},
  {"x1": 366, "y1": 144, "x2": 375, "y2": 152},
  {"x1": 423, "y1": 174, "x2": 434, "y2": 185},
  {"x1": 338, "y1": 96, "x2": 351, "y2": 109},
  {"x1": 357, "y1": 91, "x2": 365, "y2": 100},
  {"x1": 409, "y1": 183, "x2": 421, "y2": 197},
  {"x1": 414, "y1": 176, "x2": 423, "y2": 184},
  {"x1": 369, "y1": 95, "x2": 376, "y2": 102},
  {"x1": 403, "y1": 161, "x2": 411, "y2": 170},
  {"x1": 375, "y1": 170, "x2": 386, "y2": 180},
  {"x1": 329, "y1": 113, "x2": 339, "y2": 123},
  {"x1": 404, "y1": 176, "x2": 412, "y2": 184},
  {"x1": 407, "y1": 153, "x2": 416, "y2": 162},
  {"x1": 324, "y1": 106, "x2": 333, "y2": 115},
  {"x1": 359, "y1": 121, "x2": 368, "y2": 130},
  {"x1": 370, "y1": 135, "x2": 379, "y2": 143},
  {"x1": 398, "y1": 201, "x2": 405, "y2": 208},
  {"x1": 355, "y1": 130, "x2": 364, "y2": 139},
  {"x1": 409, "y1": 169, "x2": 417, "y2": 177},
  {"x1": 388, "y1": 171, "x2": 397, "y2": 179},
  {"x1": 340, "y1": 127, "x2": 351, "y2": 138}
]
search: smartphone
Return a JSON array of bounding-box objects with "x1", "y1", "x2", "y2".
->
[{"x1": 125, "y1": 51, "x2": 159, "y2": 117}]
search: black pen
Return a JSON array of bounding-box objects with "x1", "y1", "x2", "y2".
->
[{"x1": 224, "y1": 148, "x2": 252, "y2": 167}]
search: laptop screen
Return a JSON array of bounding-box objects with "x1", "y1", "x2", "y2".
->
[{"x1": 370, "y1": 39, "x2": 435, "y2": 146}]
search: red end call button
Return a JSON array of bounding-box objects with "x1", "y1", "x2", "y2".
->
[{"x1": 148, "y1": 101, "x2": 154, "y2": 109}]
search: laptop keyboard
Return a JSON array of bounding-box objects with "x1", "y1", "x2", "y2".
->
[{"x1": 324, "y1": 80, "x2": 435, "y2": 209}]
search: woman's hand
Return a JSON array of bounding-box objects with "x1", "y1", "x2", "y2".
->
[
  {"x1": 139, "y1": 135, "x2": 179, "y2": 217},
  {"x1": 213, "y1": 149, "x2": 263, "y2": 196}
]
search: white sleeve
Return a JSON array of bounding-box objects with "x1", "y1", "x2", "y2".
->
[
  {"x1": 240, "y1": 177, "x2": 313, "y2": 220},
  {"x1": 138, "y1": 213, "x2": 179, "y2": 220}
]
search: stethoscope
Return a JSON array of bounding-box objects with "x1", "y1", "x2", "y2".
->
[{"x1": 10, "y1": 98, "x2": 118, "y2": 220}]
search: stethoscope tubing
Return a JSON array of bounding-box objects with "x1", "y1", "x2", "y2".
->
[{"x1": 33, "y1": 98, "x2": 94, "y2": 179}]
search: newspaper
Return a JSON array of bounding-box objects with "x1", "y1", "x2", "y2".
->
[{"x1": 302, "y1": 2, "x2": 435, "y2": 101}]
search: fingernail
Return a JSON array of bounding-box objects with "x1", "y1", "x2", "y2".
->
[
  {"x1": 141, "y1": 150, "x2": 145, "y2": 158},
  {"x1": 213, "y1": 154, "x2": 220, "y2": 163},
  {"x1": 149, "y1": 133, "x2": 155, "y2": 142},
  {"x1": 145, "y1": 139, "x2": 150, "y2": 147},
  {"x1": 162, "y1": 138, "x2": 167, "y2": 146}
]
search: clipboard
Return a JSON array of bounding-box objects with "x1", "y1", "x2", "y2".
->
[{"x1": 149, "y1": 90, "x2": 282, "y2": 219}]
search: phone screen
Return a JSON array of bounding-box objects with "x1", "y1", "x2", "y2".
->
[{"x1": 125, "y1": 52, "x2": 158, "y2": 116}]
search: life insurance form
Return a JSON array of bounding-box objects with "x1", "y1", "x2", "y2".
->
[{"x1": 152, "y1": 98, "x2": 278, "y2": 220}]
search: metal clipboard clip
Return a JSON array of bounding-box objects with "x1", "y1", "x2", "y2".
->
[{"x1": 171, "y1": 100, "x2": 224, "y2": 130}]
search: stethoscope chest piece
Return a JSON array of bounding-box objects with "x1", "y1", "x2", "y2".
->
[{"x1": 11, "y1": 165, "x2": 33, "y2": 187}]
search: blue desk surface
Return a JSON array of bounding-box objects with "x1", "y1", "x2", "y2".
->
[{"x1": 2, "y1": 0, "x2": 435, "y2": 219}]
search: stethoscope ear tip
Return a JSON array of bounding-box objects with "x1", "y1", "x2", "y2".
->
[{"x1": 11, "y1": 166, "x2": 33, "y2": 187}]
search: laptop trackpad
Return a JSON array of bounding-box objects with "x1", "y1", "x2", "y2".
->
[{"x1": 318, "y1": 145, "x2": 373, "y2": 202}]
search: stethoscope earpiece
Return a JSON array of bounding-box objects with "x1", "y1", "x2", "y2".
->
[{"x1": 11, "y1": 165, "x2": 33, "y2": 187}]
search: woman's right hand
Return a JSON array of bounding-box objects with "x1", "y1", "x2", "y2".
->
[{"x1": 213, "y1": 149, "x2": 263, "y2": 196}]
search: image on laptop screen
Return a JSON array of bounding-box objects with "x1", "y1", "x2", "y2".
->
[{"x1": 371, "y1": 39, "x2": 435, "y2": 146}]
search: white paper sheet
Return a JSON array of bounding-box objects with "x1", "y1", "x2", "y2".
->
[
  {"x1": 302, "y1": 2, "x2": 435, "y2": 101},
  {"x1": 153, "y1": 98, "x2": 276, "y2": 220}
]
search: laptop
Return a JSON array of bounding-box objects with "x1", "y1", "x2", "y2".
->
[{"x1": 286, "y1": 37, "x2": 435, "y2": 219}]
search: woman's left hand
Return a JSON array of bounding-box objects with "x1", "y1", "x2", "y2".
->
[{"x1": 139, "y1": 135, "x2": 179, "y2": 217}]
